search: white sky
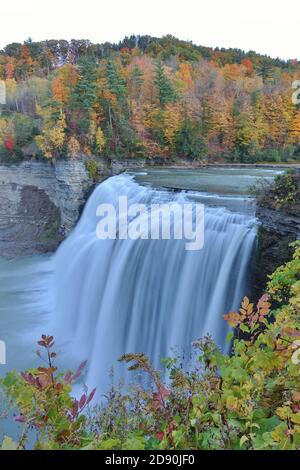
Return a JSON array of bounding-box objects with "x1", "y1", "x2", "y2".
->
[{"x1": 0, "y1": 0, "x2": 299, "y2": 60}]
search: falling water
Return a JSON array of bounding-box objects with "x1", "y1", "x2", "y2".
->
[{"x1": 51, "y1": 173, "x2": 257, "y2": 392}]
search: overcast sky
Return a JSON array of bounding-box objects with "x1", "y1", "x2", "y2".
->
[{"x1": 0, "y1": 0, "x2": 299, "y2": 59}]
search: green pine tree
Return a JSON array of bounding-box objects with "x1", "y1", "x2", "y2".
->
[{"x1": 154, "y1": 61, "x2": 178, "y2": 106}]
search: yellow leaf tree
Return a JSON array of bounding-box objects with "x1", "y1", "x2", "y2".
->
[
  {"x1": 35, "y1": 111, "x2": 66, "y2": 160},
  {"x1": 67, "y1": 136, "x2": 81, "y2": 159},
  {"x1": 95, "y1": 127, "x2": 106, "y2": 154}
]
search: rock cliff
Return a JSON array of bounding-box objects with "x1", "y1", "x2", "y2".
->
[
  {"x1": 253, "y1": 206, "x2": 299, "y2": 291},
  {"x1": 0, "y1": 158, "x2": 145, "y2": 258}
]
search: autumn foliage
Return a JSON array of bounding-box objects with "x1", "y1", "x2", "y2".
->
[
  {"x1": 0, "y1": 36, "x2": 300, "y2": 162},
  {"x1": 4, "y1": 135, "x2": 14, "y2": 151}
]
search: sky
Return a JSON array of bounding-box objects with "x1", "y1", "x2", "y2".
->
[{"x1": 0, "y1": 0, "x2": 299, "y2": 60}]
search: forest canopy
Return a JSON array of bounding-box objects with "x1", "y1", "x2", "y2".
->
[{"x1": 0, "y1": 35, "x2": 300, "y2": 163}]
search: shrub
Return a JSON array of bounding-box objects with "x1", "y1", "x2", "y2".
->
[
  {"x1": 251, "y1": 170, "x2": 300, "y2": 211},
  {"x1": 1, "y1": 335, "x2": 95, "y2": 450},
  {"x1": 85, "y1": 159, "x2": 99, "y2": 181}
]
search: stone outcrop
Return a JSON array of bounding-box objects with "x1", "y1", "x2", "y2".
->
[
  {"x1": 247, "y1": 170, "x2": 300, "y2": 298},
  {"x1": 252, "y1": 203, "x2": 300, "y2": 296},
  {"x1": 0, "y1": 158, "x2": 145, "y2": 258},
  {"x1": 0, "y1": 161, "x2": 92, "y2": 257}
]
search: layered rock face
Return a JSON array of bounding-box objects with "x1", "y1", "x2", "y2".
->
[
  {"x1": 253, "y1": 203, "x2": 300, "y2": 297},
  {"x1": 0, "y1": 160, "x2": 100, "y2": 257},
  {"x1": 0, "y1": 158, "x2": 147, "y2": 258}
]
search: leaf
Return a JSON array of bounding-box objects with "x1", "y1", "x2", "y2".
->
[
  {"x1": 87, "y1": 388, "x2": 96, "y2": 404},
  {"x1": 240, "y1": 435, "x2": 248, "y2": 448},
  {"x1": 292, "y1": 392, "x2": 300, "y2": 402},
  {"x1": 239, "y1": 308, "x2": 247, "y2": 318},
  {"x1": 291, "y1": 413, "x2": 300, "y2": 424},
  {"x1": 123, "y1": 435, "x2": 147, "y2": 450},
  {"x1": 79, "y1": 394, "x2": 87, "y2": 409},
  {"x1": 226, "y1": 332, "x2": 234, "y2": 344},
  {"x1": 73, "y1": 360, "x2": 87, "y2": 381},
  {"x1": 257, "y1": 415, "x2": 281, "y2": 433},
  {"x1": 292, "y1": 348, "x2": 300, "y2": 365},
  {"x1": 64, "y1": 371, "x2": 72, "y2": 383},
  {"x1": 226, "y1": 395, "x2": 238, "y2": 411},
  {"x1": 71, "y1": 401, "x2": 79, "y2": 418},
  {"x1": 36, "y1": 373, "x2": 52, "y2": 389},
  {"x1": 21, "y1": 372, "x2": 35, "y2": 385},
  {"x1": 291, "y1": 341, "x2": 300, "y2": 365},
  {"x1": 251, "y1": 423, "x2": 260, "y2": 429},
  {"x1": 14, "y1": 415, "x2": 25, "y2": 423},
  {"x1": 1, "y1": 436, "x2": 19, "y2": 450},
  {"x1": 97, "y1": 438, "x2": 121, "y2": 450},
  {"x1": 37, "y1": 335, "x2": 54, "y2": 349},
  {"x1": 223, "y1": 312, "x2": 241, "y2": 327},
  {"x1": 239, "y1": 323, "x2": 250, "y2": 333}
]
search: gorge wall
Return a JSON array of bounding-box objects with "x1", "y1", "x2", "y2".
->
[
  {"x1": 253, "y1": 201, "x2": 300, "y2": 296},
  {"x1": 0, "y1": 158, "x2": 145, "y2": 258}
]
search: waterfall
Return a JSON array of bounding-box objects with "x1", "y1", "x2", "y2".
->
[{"x1": 51, "y1": 173, "x2": 257, "y2": 392}]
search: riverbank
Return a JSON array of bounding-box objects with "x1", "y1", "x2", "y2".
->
[{"x1": 148, "y1": 160, "x2": 300, "y2": 170}]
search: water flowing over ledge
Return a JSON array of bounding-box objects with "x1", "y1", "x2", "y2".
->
[{"x1": 50, "y1": 173, "x2": 257, "y2": 393}]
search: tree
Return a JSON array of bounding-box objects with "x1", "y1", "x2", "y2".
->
[
  {"x1": 35, "y1": 110, "x2": 66, "y2": 159},
  {"x1": 67, "y1": 136, "x2": 80, "y2": 159},
  {"x1": 129, "y1": 65, "x2": 144, "y2": 100},
  {"x1": 154, "y1": 61, "x2": 178, "y2": 106},
  {"x1": 163, "y1": 103, "x2": 182, "y2": 148},
  {"x1": 176, "y1": 119, "x2": 207, "y2": 160},
  {"x1": 52, "y1": 64, "x2": 79, "y2": 105},
  {"x1": 71, "y1": 60, "x2": 98, "y2": 112},
  {"x1": 241, "y1": 58, "x2": 254, "y2": 77},
  {"x1": 95, "y1": 127, "x2": 106, "y2": 153},
  {"x1": 105, "y1": 59, "x2": 127, "y2": 111},
  {"x1": 290, "y1": 110, "x2": 300, "y2": 145},
  {"x1": 5, "y1": 57, "x2": 15, "y2": 79}
]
